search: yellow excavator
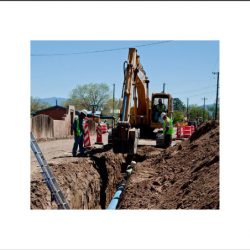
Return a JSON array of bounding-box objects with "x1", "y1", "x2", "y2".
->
[{"x1": 111, "y1": 48, "x2": 173, "y2": 155}]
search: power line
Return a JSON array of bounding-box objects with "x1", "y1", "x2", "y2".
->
[
  {"x1": 176, "y1": 56, "x2": 218, "y2": 102},
  {"x1": 172, "y1": 84, "x2": 217, "y2": 95},
  {"x1": 168, "y1": 78, "x2": 209, "y2": 85},
  {"x1": 176, "y1": 90, "x2": 216, "y2": 99},
  {"x1": 31, "y1": 40, "x2": 173, "y2": 57},
  {"x1": 206, "y1": 88, "x2": 218, "y2": 103},
  {"x1": 204, "y1": 55, "x2": 219, "y2": 95},
  {"x1": 190, "y1": 56, "x2": 219, "y2": 105}
]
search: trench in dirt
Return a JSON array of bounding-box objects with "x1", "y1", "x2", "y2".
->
[
  {"x1": 30, "y1": 145, "x2": 125, "y2": 210},
  {"x1": 30, "y1": 145, "x2": 156, "y2": 210}
]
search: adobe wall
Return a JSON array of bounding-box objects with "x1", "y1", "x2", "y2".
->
[
  {"x1": 53, "y1": 105, "x2": 75, "y2": 137},
  {"x1": 31, "y1": 105, "x2": 77, "y2": 139},
  {"x1": 31, "y1": 114, "x2": 54, "y2": 139},
  {"x1": 65, "y1": 105, "x2": 75, "y2": 135},
  {"x1": 53, "y1": 120, "x2": 68, "y2": 138}
]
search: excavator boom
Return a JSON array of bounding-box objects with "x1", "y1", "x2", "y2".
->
[{"x1": 112, "y1": 48, "x2": 139, "y2": 155}]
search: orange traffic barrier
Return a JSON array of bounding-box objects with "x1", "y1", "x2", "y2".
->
[
  {"x1": 101, "y1": 124, "x2": 108, "y2": 134},
  {"x1": 184, "y1": 126, "x2": 191, "y2": 138},
  {"x1": 84, "y1": 123, "x2": 91, "y2": 147},
  {"x1": 96, "y1": 124, "x2": 103, "y2": 144},
  {"x1": 191, "y1": 125, "x2": 194, "y2": 134},
  {"x1": 177, "y1": 126, "x2": 181, "y2": 139},
  {"x1": 182, "y1": 124, "x2": 185, "y2": 136}
]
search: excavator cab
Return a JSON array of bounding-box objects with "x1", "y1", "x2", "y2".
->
[{"x1": 150, "y1": 93, "x2": 173, "y2": 127}]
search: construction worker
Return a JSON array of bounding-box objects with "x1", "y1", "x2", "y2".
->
[
  {"x1": 154, "y1": 99, "x2": 167, "y2": 122},
  {"x1": 161, "y1": 112, "x2": 174, "y2": 148},
  {"x1": 124, "y1": 161, "x2": 136, "y2": 181},
  {"x1": 72, "y1": 110, "x2": 88, "y2": 157}
]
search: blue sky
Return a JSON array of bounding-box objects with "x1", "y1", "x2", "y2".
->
[{"x1": 31, "y1": 40, "x2": 219, "y2": 106}]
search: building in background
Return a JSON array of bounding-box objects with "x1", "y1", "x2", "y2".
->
[{"x1": 31, "y1": 104, "x2": 76, "y2": 138}]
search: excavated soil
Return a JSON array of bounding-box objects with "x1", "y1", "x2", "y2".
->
[
  {"x1": 117, "y1": 120, "x2": 220, "y2": 209},
  {"x1": 30, "y1": 145, "x2": 124, "y2": 209},
  {"x1": 31, "y1": 121, "x2": 219, "y2": 210}
]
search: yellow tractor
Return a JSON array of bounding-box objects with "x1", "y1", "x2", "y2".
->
[{"x1": 111, "y1": 48, "x2": 173, "y2": 155}]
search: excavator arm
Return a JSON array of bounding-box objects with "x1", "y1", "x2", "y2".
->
[{"x1": 112, "y1": 48, "x2": 142, "y2": 155}]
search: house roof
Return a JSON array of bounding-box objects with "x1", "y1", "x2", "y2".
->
[{"x1": 31, "y1": 105, "x2": 66, "y2": 115}]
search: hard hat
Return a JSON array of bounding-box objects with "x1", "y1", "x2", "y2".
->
[
  {"x1": 81, "y1": 110, "x2": 88, "y2": 116},
  {"x1": 131, "y1": 161, "x2": 136, "y2": 167},
  {"x1": 161, "y1": 112, "x2": 167, "y2": 119},
  {"x1": 126, "y1": 165, "x2": 132, "y2": 170}
]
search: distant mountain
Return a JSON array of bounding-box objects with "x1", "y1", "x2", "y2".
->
[
  {"x1": 199, "y1": 104, "x2": 220, "y2": 109},
  {"x1": 199, "y1": 104, "x2": 213, "y2": 109},
  {"x1": 40, "y1": 97, "x2": 67, "y2": 106}
]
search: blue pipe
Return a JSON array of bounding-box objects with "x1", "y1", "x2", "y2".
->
[
  {"x1": 107, "y1": 167, "x2": 134, "y2": 210},
  {"x1": 108, "y1": 95, "x2": 127, "y2": 210},
  {"x1": 122, "y1": 96, "x2": 127, "y2": 121},
  {"x1": 107, "y1": 185, "x2": 125, "y2": 210}
]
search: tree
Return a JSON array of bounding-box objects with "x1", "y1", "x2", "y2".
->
[
  {"x1": 173, "y1": 110, "x2": 184, "y2": 124},
  {"x1": 102, "y1": 98, "x2": 120, "y2": 116},
  {"x1": 188, "y1": 104, "x2": 210, "y2": 121},
  {"x1": 173, "y1": 98, "x2": 186, "y2": 112},
  {"x1": 208, "y1": 104, "x2": 220, "y2": 120},
  {"x1": 61, "y1": 83, "x2": 111, "y2": 111},
  {"x1": 30, "y1": 96, "x2": 51, "y2": 114}
]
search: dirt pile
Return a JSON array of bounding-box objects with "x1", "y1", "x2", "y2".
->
[
  {"x1": 117, "y1": 121, "x2": 219, "y2": 209},
  {"x1": 30, "y1": 146, "x2": 124, "y2": 209}
]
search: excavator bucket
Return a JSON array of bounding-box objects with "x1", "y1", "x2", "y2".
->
[{"x1": 112, "y1": 122, "x2": 139, "y2": 155}]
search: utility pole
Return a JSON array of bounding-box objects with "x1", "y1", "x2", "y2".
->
[
  {"x1": 113, "y1": 84, "x2": 115, "y2": 117},
  {"x1": 113, "y1": 84, "x2": 115, "y2": 128},
  {"x1": 163, "y1": 83, "x2": 166, "y2": 93},
  {"x1": 187, "y1": 98, "x2": 189, "y2": 121},
  {"x1": 201, "y1": 97, "x2": 208, "y2": 122},
  {"x1": 212, "y1": 72, "x2": 219, "y2": 120}
]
